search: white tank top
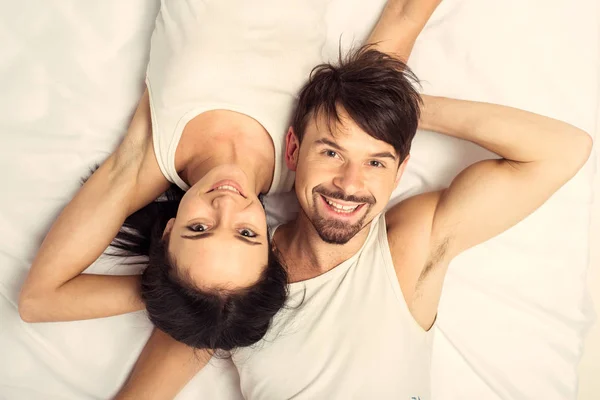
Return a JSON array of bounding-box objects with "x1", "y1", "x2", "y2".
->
[
  {"x1": 146, "y1": 0, "x2": 327, "y2": 193},
  {"x1": 232, "y1": 215, "x2": 434, "y2": 399}
]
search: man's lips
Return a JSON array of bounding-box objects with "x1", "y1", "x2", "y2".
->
[{"x1": 319, "y1": 194, "x2": 366, "y2": 217}]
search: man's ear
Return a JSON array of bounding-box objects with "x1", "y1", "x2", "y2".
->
[
  {"x1": 394, "y1": 154, "x2": 410, "y2": 189},
  {"x1": 285, "y1": 127, "x2": 300, "y2": 172},
  {"x1": 162, "y1": 218, "x2": 175, "y2": 241}
]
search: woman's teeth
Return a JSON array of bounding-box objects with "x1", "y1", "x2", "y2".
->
[
  {"x1": 215, "y1": 185, "x2": 240, "y2": 194},
  {"x1": 325, "y1": 199, "x2": 359, "y2": 213}
]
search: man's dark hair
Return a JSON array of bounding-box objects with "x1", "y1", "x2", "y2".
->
[
  {"x1": 292, "y1": 44, "x2": 422, "y2": 163},
  {"x1": 109, "y1": 185, "x2": 288, "y2": 352}
]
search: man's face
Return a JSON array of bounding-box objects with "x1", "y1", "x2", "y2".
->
[{"x1": 286, "y1": 109, "x2": 408, "y2": 245}]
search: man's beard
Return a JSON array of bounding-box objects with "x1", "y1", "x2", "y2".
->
[
  {"x1": 309, "y1": 185, "x2": 375, "y2": 245},
  {"x1": 311, "y1": 211, "x2": 368, "y2": 244}
]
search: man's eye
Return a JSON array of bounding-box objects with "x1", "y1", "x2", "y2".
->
[
  {"x1": 369, "y1": 160, "x2": 384, "y2": 168},
  {"x1": 324, "y1": 150, "x2": 338, "y2": 158},
  {"x1": 188, "y1": 224, "x2": 208, "y2": 232},
  {"x1": 238, "y1": 228, "x2": 257, "y2": 238}
]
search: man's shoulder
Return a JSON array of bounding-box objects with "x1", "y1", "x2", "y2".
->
[
  {"x1": 383, "y1": 191, "x2": 449, "y2": 328},
  {"x1": 383, "y1": 190, "x2": 446, "y2": 284},
  {"x1": 385, "y1": 190, "x2": 443, "y2": 237}
]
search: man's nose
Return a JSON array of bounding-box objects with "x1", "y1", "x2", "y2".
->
[{"x1": 332, "y1": 162, "x2": 364, "y2": 196}]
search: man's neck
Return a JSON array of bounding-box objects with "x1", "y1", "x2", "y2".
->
[{"x1": 275, "y1": 211, "x2": 373, "y2": 283}]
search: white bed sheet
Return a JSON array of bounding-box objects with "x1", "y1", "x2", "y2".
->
[
  {"x1": 0, "y1": 1, "x2": 597, "y2": 399},
  {"x1": 578, "y1": 103, "x2": 600, "y2": 399}
]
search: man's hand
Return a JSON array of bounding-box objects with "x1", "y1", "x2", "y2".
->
[{"x1": 367, "y1": 0, "x2": 442, "y2": 61}]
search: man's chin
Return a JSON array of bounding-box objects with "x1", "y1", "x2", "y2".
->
[
  {"x1": 309, "y1": 202, "x2": 370, "y2": 245},
  {"x1": 314, "y1": 222, "x2": 362, "y2": 245},
  {"x1": 317, "y1": 232, "x2": 354, "y2": 245}
]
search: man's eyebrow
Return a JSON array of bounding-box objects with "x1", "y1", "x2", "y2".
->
[
  {"x1": 181, "y1": 232, "x2": 215, "y2": 240},
  {"x1": 316, "y1": 138, "x2": 397, "y2": 161},
  {"x1": 370, "y1": 151, "x2": 397, "y2": 161},
  {"x1": 315, "y1": 138, "x2": 344, "y2": 151}
]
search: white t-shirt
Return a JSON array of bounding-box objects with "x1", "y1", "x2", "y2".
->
[
  {"x1": 146, "y1": 0, "x2": 327, "y2": 194},
  {"x1": 232, "y1": 215, "x2": 434, "y2": 399}
]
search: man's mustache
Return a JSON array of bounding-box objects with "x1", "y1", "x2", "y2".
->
[{"x1": 313, "y1": 185, "x2": 375, "y2": 205}]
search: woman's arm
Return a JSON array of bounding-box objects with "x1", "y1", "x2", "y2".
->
[
  {"x1": 367, "y1": 0, "x2": 442, "y2": 61},
  {"x1": 116, "y1": 330, "x2": 210, "y2": 400},
  {"x1": 19, "y1": 90, "x2": 170, "y2": 322}
]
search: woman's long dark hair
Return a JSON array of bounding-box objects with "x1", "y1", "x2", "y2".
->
[{"x1": 109, "y1": 185, "x2": 288, "y2": 351}]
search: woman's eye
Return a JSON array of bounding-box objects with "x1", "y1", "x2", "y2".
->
[
  {"x1": 239, "y1": 228, "x2": 257, "y2": 238},
  {"x1": 369, "y1": 160, "x2": 384, "y2": 168},
  {"x1": 189, "y1": 224, "x2": 209, "y2": 232}
]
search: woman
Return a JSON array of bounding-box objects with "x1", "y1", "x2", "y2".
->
[
  {"x1": 18, "y1": 0, "x2": 328, "y2": 351},
  {"x1": 18, "y1": 0, "x2": 441, "y2": 355}
]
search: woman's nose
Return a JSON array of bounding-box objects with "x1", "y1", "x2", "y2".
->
[{"x1": 211, "y1": 193, "x2": 242, "y2": 209}]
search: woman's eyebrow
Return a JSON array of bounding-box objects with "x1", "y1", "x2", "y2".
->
[
  {"x1": 235, "y1": 236, "x2": 263, "y2": 246},
  {"x1": 181, "y1": 232, "x2": 215, "y2": 240},
  {"x1": 182, "y1": 232, "x2": 262, "y2": 246}
]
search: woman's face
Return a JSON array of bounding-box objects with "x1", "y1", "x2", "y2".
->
[{"x1": 165, "y1": 165, "x2": 269, "y2": 290}]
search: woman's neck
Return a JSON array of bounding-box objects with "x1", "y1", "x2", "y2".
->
[{"x1": 176, "y1": 110, "x2": 275, "y2": 194}]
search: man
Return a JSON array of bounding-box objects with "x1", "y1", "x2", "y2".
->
[
  {"x1": 224, "y1": 47, "x2": 591, "y2": 399},
  {"x1": 118, "y1": 5, "x2": 592, "y2": 400}
]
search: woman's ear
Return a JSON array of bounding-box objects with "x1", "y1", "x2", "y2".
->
[
  {"x1": 162, "y1": 218, "x2": 175, "y2": 241},
  {"x1": 285, "y1": 127, "x2": 300, "y2": 171}
]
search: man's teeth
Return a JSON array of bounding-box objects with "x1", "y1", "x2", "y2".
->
[
  {"x1": 325, "y1": 199, "x2": 359, "y2": 213},
  {"x1": 216, "y1": 185, "x2": 240, "y2": 194}
]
